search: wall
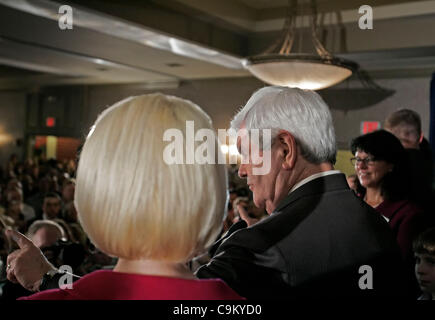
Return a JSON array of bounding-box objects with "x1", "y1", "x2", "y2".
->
[
  {"x1": 329, "y1": 77, "x2": 431, "y2": 175},
  {"x1": 0, "y1": 91, "x2": 26, "y2": 167},
  {"x1": 82, "y1": 77, "x2": 265, "y2": 137},
  {"x1": 27, "y1": 87, "x2": 85, "y2": 139},
  {"x1": 84, "y1": 76, "x2": 432, "y2": 144},
  {"x1": 83, "y1": 76, "x2": 432, "y2": 176},
  {"x1": 330, "y1": 77, "x2": 431, "y2": 147},
  {"x1": 0, "y1": 75, "x2": 432, "y2": 170}
]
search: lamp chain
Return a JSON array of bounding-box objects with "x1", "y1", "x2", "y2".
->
[
  {"x1": 310, "y1": 0, "x2": 333, "y2": 60},
  {"x1": 264, "y1": 0, "x2": 333, "y2": 60},
  {"x1": 265, "y1": 0, "x2": 297, "y2": 54}
]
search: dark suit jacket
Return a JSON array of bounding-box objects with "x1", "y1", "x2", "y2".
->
[{"x1": 196, "y1": 173, "x2": 409, "y2": 299}]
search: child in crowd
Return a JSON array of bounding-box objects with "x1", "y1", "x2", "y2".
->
[{"x1": 413, "y1": 227, "x2": 435, "y2": 300}]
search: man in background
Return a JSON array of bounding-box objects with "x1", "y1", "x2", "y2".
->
[
  {"x1": 41, "y1": 193, "x2": 62, "y2": 221},
  {"x1": 384, "y1": 109, "x2": 434, "y2": 224}
]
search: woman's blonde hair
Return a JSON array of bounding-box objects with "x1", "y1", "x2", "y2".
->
[{"x1": 75, "y1": 93, "x2": 227, "y2": 262}]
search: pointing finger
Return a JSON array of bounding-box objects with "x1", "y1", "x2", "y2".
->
[{"x1": 5, "y1": 229, "x2": 34, "y2": 249}]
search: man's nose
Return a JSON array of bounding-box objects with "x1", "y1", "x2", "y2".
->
[{"x1": 238, "y1": 163, "x2": 247, "y2": 179}]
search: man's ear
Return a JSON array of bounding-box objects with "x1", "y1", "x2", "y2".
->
[
  {"x1": 277, "y1": 130, "x2": 297, "y2": 170},
  {"x1": 418, "y1": 132, "x2": 424, "y2": 144}
]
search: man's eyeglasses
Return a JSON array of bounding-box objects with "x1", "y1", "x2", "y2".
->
[{"x1": 350, "y1": 157, "x2": 377, "y2": 166}]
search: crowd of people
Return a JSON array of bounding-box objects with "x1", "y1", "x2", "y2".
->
[
  {"x1": 0, "y1": 155, "x2": 116, "y2": 299},
  {"x1": 1, "y1": 87, "x2": 434, "y2": 300}
]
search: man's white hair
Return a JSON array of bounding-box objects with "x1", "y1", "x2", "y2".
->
[
  {"x1": 231, "y1": 86, "x2": 337, "y2": 164},
  {"x1": 27, "y1": 220, "x2": 66, "y2": 240}
]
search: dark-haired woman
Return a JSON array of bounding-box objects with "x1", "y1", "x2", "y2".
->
[{"x1": 350, "y1": 130, "x2": 425, "y2": 263}]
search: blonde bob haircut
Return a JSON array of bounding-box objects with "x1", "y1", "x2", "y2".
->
[{"x1": 75, "y1": 93, "x2": 228, "y2": 262}]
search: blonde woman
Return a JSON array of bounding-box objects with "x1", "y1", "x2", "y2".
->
[{"x1": 12, "y1": 94, "x2": 241, "y2": 300}]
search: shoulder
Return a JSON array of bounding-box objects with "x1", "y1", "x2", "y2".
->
[
  {"x1": 186, "y1": 278, "x2": 244, "y2": 300},
  {"x1": 22, "y1": 270, "x2": 112, "y2": 300},
  {"x1": 217, "y1": 213, "x2": 288, "y2": 254},
  {"x1": 18, "y1": 288, "x2": 76, "y2": 300},
  {"x1": 417, "y1": 292, "x2": 433, "y2": 300},
  {"x1": 219, "y1": 186, "x2": 376, "y2": 252},
  {"x1": 22, "y1": 271, "x2": 244, "y2": 300},
  {"x1": 384, "y1": 199, "x2": 424, "y2": 218}
]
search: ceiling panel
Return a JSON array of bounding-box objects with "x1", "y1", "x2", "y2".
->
[{"x1": 0, "y1": 0, "x2": 434, "y2": 90}]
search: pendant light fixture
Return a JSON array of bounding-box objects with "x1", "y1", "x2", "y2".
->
[{"x1": 244, "y1": 0, "x2": 358, "y2": 90}]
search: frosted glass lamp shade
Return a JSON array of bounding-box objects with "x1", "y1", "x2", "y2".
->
[{"x1": 244, "y1": 54, "x2": 357, "y2": 90}]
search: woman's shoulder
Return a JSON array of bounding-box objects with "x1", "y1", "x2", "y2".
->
[
  {"x1": 18, "y1": 289, "x2": 74, "y2": 300},
  {"x1": 378, "y1": 198, "x2": 424, "y2": 215},
  {"x1": 187, "y1": 277, "x2": 244, "y2": 300},
  {"x1": 394, "y1": 199, "x2": 425, "y2": 217},
  {"x1": 19, "y1": 270, "x2": 244, "y2": 300},
  {"x1": 18, "y1": 270, "x2": 109, "y2": 300}
]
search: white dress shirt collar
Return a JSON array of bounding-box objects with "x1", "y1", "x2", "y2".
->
[{"x1": 288, "y1": 170, "x2": 342, "y2": 195}]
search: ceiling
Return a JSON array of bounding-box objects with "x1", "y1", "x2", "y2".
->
[{"x1": 0, "y1": 0, "x2": 434, "y2": 90}]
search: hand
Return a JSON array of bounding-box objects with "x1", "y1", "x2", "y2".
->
[
  {"x1": 236, "y1": 204, "x2": 260, "y2": 227},
  {"x1": 6, "y1": 229, "x2": 55, "y2": 292}
]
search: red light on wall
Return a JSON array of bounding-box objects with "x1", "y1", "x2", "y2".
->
[
  {"x1": 46, "y1": 117, "x2": 56, "y2": 127},
  {"x1": 361, "y1": 121, "x2": 380, "y2": 134}
]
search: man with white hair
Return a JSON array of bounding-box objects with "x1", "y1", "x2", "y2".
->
[
  {"x1": 196, "y1": 86, "x2": 408, "y2": 299},
  {"x1": 26, "y1": 220, "x2": 66, "y2": 249}
]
